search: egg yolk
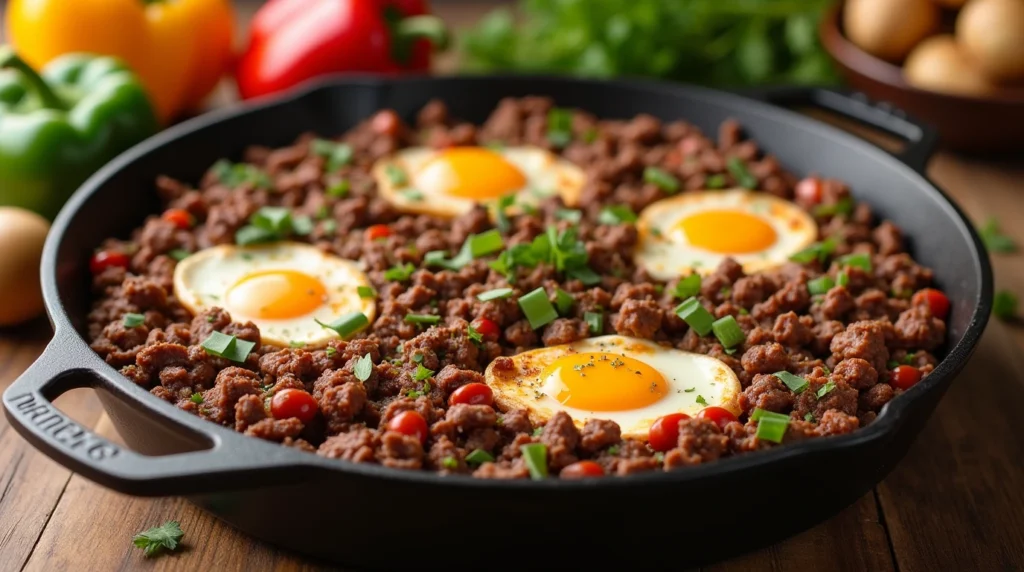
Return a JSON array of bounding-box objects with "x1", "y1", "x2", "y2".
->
[
  {"x1": 544, "y1": 352, "x2": 668, "y2": 411},
  {"x1": 677, "y1": 209, "x2": 777, "y2": 254},
  {"x1": 226, "y1": 269, "x2": 327, "y2": 320},
  {"x1": 415, "y1": 147, "x2": 527, "y2": 200}
]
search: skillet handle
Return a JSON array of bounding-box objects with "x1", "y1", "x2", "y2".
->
[
  {"x1": 2, "y1": 333, "x2": 301, "y2": 496},
  {"x1": 742, "y1": 86, "x2": 939, "y2": 173}
]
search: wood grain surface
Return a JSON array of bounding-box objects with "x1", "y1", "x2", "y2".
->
[{"x1": 1, "y1": 2, "x2": 1022, "y2": 570}]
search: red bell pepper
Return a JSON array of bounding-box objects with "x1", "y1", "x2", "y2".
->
[{"x1": 235, "y1": 0, "x2": 447, "y2": 100}]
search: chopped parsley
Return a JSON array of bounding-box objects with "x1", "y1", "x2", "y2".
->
[
  {"x1": 133, "y1": 520, "x2": 184, "y2": 558},
  {"x1": 774, "y1": 371, "x2": 808, "y2": 393},
  {"x1": 555, "y1": 208, "x2": 582, "y2": 223},
  {"x1": 311, "y1": 139, "x2": 354, "y2": 171},
  {"x1": 532, "y1": 426, "x2": 544, "y2": 437},
  {"x1": 673, "y1": 274, "x2": 701, "y2": 300},
  {"x1": 695, "y1": 394, "x2": 708, "y2": 406},
  {"x1": 606, "y1": 445, "x2": 620, "y2": 455},
  {"x1": 357, "y1": 285, "x2": 376, "y2": 299},
  {"x1": 189, "y1": 393, "x2": 203, "y2": 404},
  {"x1": 384, "y1": 164, "x2": 408, "y2": 185},
  {"x1": 413, "y1": 364, "x2": 435, "y2": 381},
  {"x1": 234, "y1": 206, "x2": 310, "y2": 245},
  {"x1": 401, "y1": 189, "x2": 424, "y2": 202},
  {"x1": 705, "y1": 173, "x2": 726, "y2": 189},
  {"x1": 425, "y1": 230, "x2": 505, "y2": 271},
  {"x1": 123, "y1": 313, "x2": 145, "y2": 328},
  {"x1": 584, "y1": 311, "x2": 603, "y2": 335},
  {"x1": 327, "y1": 179, "x2": 350, "y2": 198},
  {"x1": 790, "y1": 237, "x2": 837, "y2": 264},
  {"x1": 201, "y1": 332, "x2": 255, "y2": 363},
  {"x1": 813, "y1": 197, "x2": 854, "y2": 217},
  {"x1": 980, "y1": 217, "x2": 1017, "y2": 253},
  {"x1": 467, "y1": 325, "x2": 484, "y2": 344},
  {"x1": 168, "y1": 249, "x2": 190, "y2": 262},
  {"x1": 441, "y1": 456, "x2": 458, "y2": 470},
  {"x1": 804, "y1": 413, "x2": 815, "y2": 422},
  {"x1": 354, "y1": 353, "x2": 373, "y2": 381},
  {"x1": 325, "y1": 346, "x2": 337, "y2": 357}
]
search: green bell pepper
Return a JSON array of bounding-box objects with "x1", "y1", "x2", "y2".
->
[{"x1": 0, "y1": 46, "x2": 158, "y2": 219}]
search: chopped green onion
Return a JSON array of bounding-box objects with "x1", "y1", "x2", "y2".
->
[
  {"x1": 401, "y1": 189, "x2": 423, "y2": 202},
  {"x1": 696, "y1": 395, "x2": 709, "y2": 406},
  {"x1": 441, "y1": 456, "x2": 458, "y2": 469},
  {"x1": 211, "y1": 159, "x2": 272, "y2": 190},
  {"x1": 190, "y1": 393, "x2": 203, "y2": 404},
  {"x1": 554, "y1": 288, "x2": 574, "y2": 315},
  {"x1": 520, "y1": 443, "x2": 549, "y2": 480},
  {"x1": 643, "y1": 166, "x2": 679, "y2": 193},
  {"x1": 465, "y1": 449, "x2": 494, "y2": 465},
  {"x1": 495, "y1": 193, "x2": 516, "y2": 233},
  {"x1": 312, "y1": 139, "x2": 354, "y2": 171},
  {"x1": 168, "y1": 249, "x2": 190, "y2": 262},
  {"x1": 547, "y1": 108, "x2": 573, "y2": 148},
  {"x1": 555, "y1": 208, "x2": 582, "y2": 223},
  {"x1": 252, "y1": 206, "x2": 292, "y2": 233},
  {"x1": 673, "y1": 274, "x2": 702, "y2": 300},
  {"x1": 584, "y1": 311, "x2": 603, "y2": 335},
  {"x1": 478, "y1": 288, "x2": 514, "y2": 302},
  {"x1": 235, "y1": 225, "x2": 276, "y2": 246},
  {"x1": 804, "y1": 413, "x2": 815, "y2": 422},
  {"x1": 807, "y1": 276, "x2": 835, "y2": 296},
  {"x1": 566, "y1": 266, "x2": 601, "y2": 286},
  {"x1": 790, "y1": 237, "x2": 838, "y2": 264},
  {"x1": 838, "y1": 253, "x2": 872, "y2": 272},
  {"x1": 774, "y1": 371, "x2": 808, "y2": 393},
  {"x1": 315, "y1": 205, "x2": 330, "y2": 220},
  {"x1": 469, "y1": 229, "x2": 504, "y2": 257},
  {"x1": 327, "y1": 180, "x2": 350, "y2": 198},
  {"x1": 201, "y1": 331, "x2": 255, "y2": 363},
  {"x1": 705, "y1": 174, "x2": 726, "y2": 189},
  {"x1": 123, "y1": 313, "x2": 145, "y2": 328},
  {"x1": 466, "y1": 325, "x2": 483, "y2": 344},
  {"x1": 711, "y1": 315, "x2": 744, "y2": 348},
  {"x1": 413, "y1": 363, "x2": 435, "y2": 381},
  {"x1": 675, "y1": 297, "x2": 714, "y2": 337},
  {"x1": 751, "y1": 408, "x2": 789, "y2": 443},
  {"x1": 316, "y1": 312, "x2": 369, "y2": 339},
  {"x1": 519, "y1": 287, "x2": 558, "y2": 329},
  {"x1": 405, "y1": 314, "x2": 441, "y2": 326},
  {"x1": 726, "y1": 157, "x2": 757, "y2": 189},
  {"x1": 357, "y1": 286, "x2": 376, "y2": 299},
  {"x1": 325, "y1": 346, "x2": 337, "y2": 357},
  {"x1": 598, "y1": 205, "x2": 638, "y2": 225},
  {"x1": 994, "y1": 290, "x2": 1019, "y2": 320},
  {"x1": 836, "y1": 271, "x2": 849, "y2": 287},
  {"x1": 384, "y1": 263, "x2": 415, "y2": 282},
  {"x1": 289, "y1": 341, "x2": 306, "y2": 348},
  {"x1": 292, "y1": 215, "x2": 314, "y2": 236},
  {"x1": 813, "y1": 197, "x2": 854, "y2": 217},
  {"x1": 816, "y1": 381, "x2": 836, "y2": 398},
  {"x1": 354, "y1": 353, "x2": 373, "y2": 381},
  {"x1": 384, "y1": 164, "x2": 407, "y2": 185}
]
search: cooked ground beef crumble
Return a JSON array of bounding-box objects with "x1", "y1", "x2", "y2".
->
[{"x1": 87, "y1": 97, "x2": 947, "y2": 478}]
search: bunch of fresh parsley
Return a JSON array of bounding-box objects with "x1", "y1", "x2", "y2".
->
[{"x1": 460, "y1": 0, "x2": 840, "y2": 87}]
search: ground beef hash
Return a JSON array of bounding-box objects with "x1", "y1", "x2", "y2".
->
[{"x1": 87, "y1": 97, "x2": 947, "y2": 479}]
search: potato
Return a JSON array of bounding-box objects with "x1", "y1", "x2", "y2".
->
[
  {"x1": 957, "y1": 0, "x2": 1024, "y2": 82},
  {"x1": 845, "y1": 0, "x2": 941, "y2": 62},
  {"x1": 0, "y1": 208, "x2": 50, "y2": 326},
  {"x1": 904, "y1": 35, "x2": 999, "y2": 96}
]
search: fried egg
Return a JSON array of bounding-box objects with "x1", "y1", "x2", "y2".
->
[
  {"x1": 484, "y1": 335, "x2": 741, "y2": 439},
  {"x1": 372, "y1": 146, "x2": 585, "y2": 218},
  {"x1": 635, "y1": 189, "x2": 817, "y2": 280},
  {"x1": 173, "y1": 242, "x2": 376, "y2": 347}
]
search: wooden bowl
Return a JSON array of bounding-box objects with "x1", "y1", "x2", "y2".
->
[{"x1": 820, "y1": 4, "x2": 1024, "y2": 154}]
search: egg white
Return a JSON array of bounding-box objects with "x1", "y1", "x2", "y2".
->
[
  {"x1": 484, "y1": 335, "x2": 742, "y2": 439},
  {"x1": 372, "y1": 146, "x2": 585, "y2": 218},
  {"x1": 635, "y1": 189, "x2": 817, "y2": 280},
  {"x1": 173, "y1": 242, "x2": 376, "y2": 348}
]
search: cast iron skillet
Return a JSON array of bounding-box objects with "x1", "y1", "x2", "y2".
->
[{"x1": 2, "y1": 76, "x2": 991, "y2": 569}]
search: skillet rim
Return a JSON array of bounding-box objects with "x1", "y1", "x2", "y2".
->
[{"x1": 39, "y1": 74, "x2": 993, "y2": 491}]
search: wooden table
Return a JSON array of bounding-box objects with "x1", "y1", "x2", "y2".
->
[{"x1": 2, "y1": 2, "x2": 1023, "y2": 570}]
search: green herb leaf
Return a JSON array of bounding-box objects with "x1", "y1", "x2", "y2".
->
[
  {"x1": 211, "y1": 160, "x2": 272, "y2": 190},
  {"x1": 598, "y1": 204, "x2": 639, "y2": 225},
  {"x1": 354, "y1": 353, "x2": 373, "y2": 382},
  {"x1": 554, "y1": 288, "x2": 574, "y2": 315},
  {"x1": 520, "y1": 443, "x2": 549, "y2": 480},
  {"x1": 385, "y1": 164, "x2": 408, "y2": 185},
  {"x1": 790, "y1": 237, "x2": 837, "y2": 264},
  {"x1": 478, "y1": 288, "x2": 514, "y2": 302},
  {"x1": 495, "y1": 193, "x2": 516, "y2": 233},
  {"x1": 726, "y1": 157, "x2": 757, "y2": 189},
  {"x1": 190, "y1": 393, "x2": 203, "y2": 404},
  {"x1": 584, "y1": 311, "x2": 603, "y2": 335},
  {"x1": 980, "y1": 217, "x2": 1018, "y2": 253},
  {"x1": 547, "y1": 108, "x2": 573, "y2": 148},
  {"x1": 201, "y1": 332, "x2": 255, "y2": 363},
  {"x1": 673, "y1": 274, "x2": 701, "y2": 300},
  {"x1": 316, "y1": 312, "x2": 369, "y2": 339},
  {"x1": 813, "y1": 197, "x2": 854, "y2": 217},
  {"x1": 405, "y1": 313, "x2": 441, "y2": 326},
  {"x1": 384, "y1": 263, "x2": 415, "y2": 282},
  {"x1": 807, "y1": 276, "x2": 835, "y2": 296},
  {"x1": 414, "y1": 363, "x2": 435, "y2": 382},
  {"x1": 775, "y1": 371, "x2": 808, "y2": 393},
  {"x1": 133, "y1": 520, "x2": 184, "y2": 558},
  {"x1": 555, "y1": 208, "x2": 582, "y2": 223},
  {"x1": 706, "y1": 174, "x2": 726, "y2": 189},
  {"x1": 467, "y1": 325, "x2": 484, "y2": 344},
  {"x1": 357, "y1": 286, "x2": 376, "y2": 299},
  {"x1": 168, "y1": 249, "x2": 190, "y2": 262},
  {"x1": 804, "y1": 412, "x2": 815, "y2": 422},
  {"x1": 695, "y1": 394, "x2": 708, "y2": 406},
  {"x1": 644, "y1": 167, "x2": 679, "y2": 193},
  {"x1": 465, "y1": 449, "x2": 494, "y2": 465},
  {"x1": 327, "y1": 180, "x2": 350, "y2": 198},
  {"x1": 123, "y1": 313, "x2": 145, "y2": 328},
  {"x1": 816, "y1": 381, "x2": 836, "y2": 398},
  {"x1": 994, "y1": 290, "x2": 1019, "y2": 320}
]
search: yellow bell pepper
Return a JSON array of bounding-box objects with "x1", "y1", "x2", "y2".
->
[{"x1": 6, "y1": 0, "x2": 235, "y2": 123}]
